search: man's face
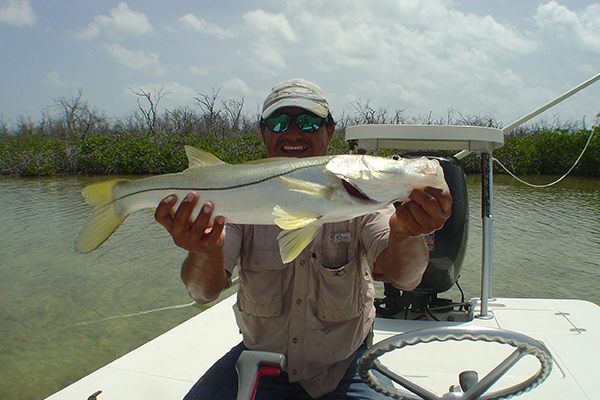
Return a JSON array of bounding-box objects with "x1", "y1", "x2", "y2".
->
[{"x1": 261, "y1": 107, "x2": 334, "y2": 158}]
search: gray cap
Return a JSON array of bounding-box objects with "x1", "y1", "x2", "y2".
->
[{"x1": 262, "y1": 78, "x2": 331, "y2": 119}]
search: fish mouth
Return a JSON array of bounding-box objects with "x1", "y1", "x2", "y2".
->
[{"x1": 342, "y1": 180, "x2": 374, "y2": 202}]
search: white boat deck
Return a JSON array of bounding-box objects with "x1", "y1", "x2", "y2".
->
[{"x1": 45, "y1": 295, "x2": 600, "y2": 400}]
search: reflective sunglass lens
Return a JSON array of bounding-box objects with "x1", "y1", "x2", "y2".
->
[
  {"x1": 266, "y1": 114, "x2": 290, "y2": 132},
  {"x1": 265, "y1": 113, "x2": 325, "y2": 133},
  {"x1": 296, "y1": 114, "x2": 323, "y2": 132}
]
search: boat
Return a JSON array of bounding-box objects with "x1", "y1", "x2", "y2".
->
[{"x1": 45, "y1": 74, "x2": 600, "y2": 400}]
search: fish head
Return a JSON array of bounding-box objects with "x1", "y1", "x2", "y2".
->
[{"x1": 326, "y1": 155, "x2": 449, "y2": 203}]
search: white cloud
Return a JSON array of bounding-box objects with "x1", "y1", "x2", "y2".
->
[
  {"x1": 0, "y1": 0, "x2": 36, "y2": 27},
  {"x1": 256, "y1": 0, "x2": 549, "y2": 120},
  {"x1": 241, "y1": 9, "x2": 298, "y2": 73},
  {"x1": 44, "y1": 71, "x2": 79, "y2": 88},
  {"x1": 222, "y1": 77, "x2": 253, "y2": 96},
  {"x1": 243, "y1": 9, "x2": 297, "y2": 42},
  {"x1": 179, "y1": 13, "x2": 235, "y2": 39},
  {"x1": 535, "y1": 1, "x2": 600, "y2": 54},
  {"x1": 127, "y1": 81, "x2": 196, "y2": 101},
  {"x1": 160, "y1": 81, "x2": 196, "y2": 100},
  {"x1": 104, "y1": 43, "x2": 167, "y2": 75},
  {"x1": 189, "y1": 64, "x2": 210, "y2": 76},
  {"x1": 77, "y1": 2, "x2": 154, "y2": 40},
  {"x1": 45, "y1": 71, "x2": 64, "y2": 86}
]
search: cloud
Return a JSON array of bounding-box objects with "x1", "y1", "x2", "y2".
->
[
  {"x1": 127, "y1": 81, "x2": 196, "y2": 101},
  {"x1": 104, "y1": 43, "x2": 167, "y2": 75},
  {"x1": 0, "y1": 0, "x2": 36, "y2": 27},
  {"x1": 45, "y1": 71, "x2": 65, "y2": 86},
  {"x1": 535, "y1": 1, "x2": 600, "y2": 54},
  {"x1": 179, "y1": 13, "x2": 235, "y2": 39},
  {"x1": 222, "y1": 77, "x2": 253, "y2": 96},
  {"x1": 189, "y1": 64, "x2": 210, "y2": 76},
  {"x1": 243, "y1": 9, "x2": 297, "y2": 41},
  {"x1": 241, "y1": 9, "x2": 298, "y2": 73},
  {"x1": 239, "y1": 0, "x2": 547, "y2": 118},
  {"x1": 77, "y1": 2, "x2": 154, "y2": 40},
  {"x1": 44, "y1": 71, "x2": 79, "y2": 88}
]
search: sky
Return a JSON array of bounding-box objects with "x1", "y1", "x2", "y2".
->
[{"x1": 1, "y1": 0, "x2": 599, "y2": 129}]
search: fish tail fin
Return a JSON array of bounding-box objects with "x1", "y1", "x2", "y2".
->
[{"x1": 75, "y1": 179, "x2": 129, "y2": 253}]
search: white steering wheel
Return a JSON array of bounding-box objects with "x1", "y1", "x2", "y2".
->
[{"x1": 358, "y1": 326, "x2": 552, "y2": 400}]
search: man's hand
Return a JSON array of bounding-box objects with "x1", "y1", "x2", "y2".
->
[
  {"x1": 390, "y1": 187, "x2": 452, "y2": 237},
  {"x1": 155, "y1": 192, "x2": 229, "y2": 304},
  {"x1": 154, "y1": 192, "x2": 225, "y2": 254}
]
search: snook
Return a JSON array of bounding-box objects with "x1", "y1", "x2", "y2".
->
[{"x1": 75, "y1": 146, "x2": 449, "y2": 263}]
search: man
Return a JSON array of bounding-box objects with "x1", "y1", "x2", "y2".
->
[{"x1": 155, "y1": 78, "x2": 452, "y2": 399}]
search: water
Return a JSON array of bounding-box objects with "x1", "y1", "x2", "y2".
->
[{"x1": 0, "y1": 174, "x2": 598, "y2": 399}]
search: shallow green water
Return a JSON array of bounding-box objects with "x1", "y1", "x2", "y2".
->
[{"x1": 0, "y1": 174, "x2": 598, "y2": 399}]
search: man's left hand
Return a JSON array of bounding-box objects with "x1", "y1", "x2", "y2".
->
[{"x1": 390, "y1": 187, "x2": 452, "y2": 237}]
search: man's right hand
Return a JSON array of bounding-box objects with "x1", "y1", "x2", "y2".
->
[{"x1": 154, "y1": 192, "x2": 226, "y2": 254}]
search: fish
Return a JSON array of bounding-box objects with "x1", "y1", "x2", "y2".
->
[{"x1": 75, "y1": 146, "x2": 449, "y2": 263}]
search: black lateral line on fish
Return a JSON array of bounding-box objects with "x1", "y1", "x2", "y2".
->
[{"x1": 113, "y1": 162, "x2": 328, "y2": 202}]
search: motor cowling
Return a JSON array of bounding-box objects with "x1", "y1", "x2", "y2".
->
[{"x1": 376, "y1": 152, "x2": 469, "y2": 317}]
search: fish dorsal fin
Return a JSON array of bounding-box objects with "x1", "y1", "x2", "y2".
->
[
  {"x1": 277, "y1": 224, "x2": 321, "y2": 263},
  {"x1": 184, "y1": 146, "x2": 225, "y2": 168}
]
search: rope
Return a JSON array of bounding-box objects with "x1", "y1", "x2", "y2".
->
[
  {"x1": 76, "y1": 277, "x2": 240, "y2": 326},
  {"x1": 493, "y1": 123, "x2": 597, "y2": 188}
]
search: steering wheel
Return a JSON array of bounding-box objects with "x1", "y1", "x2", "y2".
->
[{"x1": 358, "y1": 326, "x2": 552, "y2": 400}]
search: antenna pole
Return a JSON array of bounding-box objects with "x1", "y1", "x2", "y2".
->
[{"x1": 502, "y1": 72, "x2": 600, "y2": 134}]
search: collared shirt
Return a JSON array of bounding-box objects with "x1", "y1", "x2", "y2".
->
[{"x1": 223, "y1": 205, "x2": 394, "y2": 398}]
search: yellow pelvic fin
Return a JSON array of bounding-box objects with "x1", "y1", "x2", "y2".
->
[
  {"x1": 274, "y1": 176, "x2": 333, "y2": 199},
  {"x1": 75, "y1": 179, "x2": 128, "y2": 254},
  {"x1": 273, "y1": 206, "x2": 322, "y2": 230},
  {"x1": 184, "y1": 146, "x2": 225, "y2": 168},
  {"x1": 277, "y1": 224, "x2": 321, "y2": 263}
]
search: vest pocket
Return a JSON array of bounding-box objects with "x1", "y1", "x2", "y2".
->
[
  {"x1": 236, "y1": 267, "x2": 284, "y2": 318},
  {"x1": 316, "y1": 257, "x2": 362, "y2": 322}
]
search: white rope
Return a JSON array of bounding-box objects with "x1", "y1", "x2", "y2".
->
[
  {"x1": 493, "y1": 124, "x2": 597, "y2": 188},
  {"x1": 76, "y1": 301, "x2": 198, "y2": 325},
  {"x1": 76, "y1": 277, "x2": 240, "y2": 325}
]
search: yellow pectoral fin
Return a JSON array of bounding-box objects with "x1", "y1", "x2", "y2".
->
[
  {"x1": 273, "y1": 206, "x2": 322, "y2": 230},
  {"x1": 274, "y1": 176, "x2": 333, "y2": 200},
  {"x1": 277, "y1": 224, "x2": 321, "y2": 263}
]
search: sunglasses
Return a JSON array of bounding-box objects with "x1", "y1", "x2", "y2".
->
[{"x1": 264, "y1": 113, "x2": 326, "y2": 133}]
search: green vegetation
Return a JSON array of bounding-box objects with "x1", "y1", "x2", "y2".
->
[{"x1": 0, "y1": 91, "x2": 598, "y2": 177}]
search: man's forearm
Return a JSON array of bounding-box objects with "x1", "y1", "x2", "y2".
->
[
  {"x1": 181, "y1": 250, "x2": 229, "y2": 304},
  {"x1": 374, "y1": 232, "x2": 429, "y2": 291}
]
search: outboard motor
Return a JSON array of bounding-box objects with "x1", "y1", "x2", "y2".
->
[{"x1": 375, "y1": 152, "x2": 469, "y2": 318}]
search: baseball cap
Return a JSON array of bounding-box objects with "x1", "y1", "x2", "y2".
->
[{"x1": 261, "y1": 78, "x2": 331, "y2": 119}]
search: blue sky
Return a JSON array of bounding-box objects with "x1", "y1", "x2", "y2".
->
[{"x1": 1, "y1": 0, "x2": 599, "y2": 129}]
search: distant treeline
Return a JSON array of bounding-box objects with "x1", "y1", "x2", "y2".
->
[{"x1": 1, "y1": 90, "x2": 598, "y2": 177}]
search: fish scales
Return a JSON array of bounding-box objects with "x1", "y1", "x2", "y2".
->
[
  {"x1": 75, "y1": 146, "x2": 449, "y2": 262},
  {"x1": 113, "y1": 156, "x2": 332, "y2": 201}
]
